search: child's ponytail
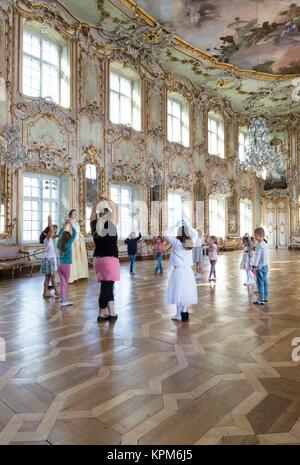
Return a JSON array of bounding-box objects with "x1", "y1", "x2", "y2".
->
[{"x1": 40, "y1": 227, "x2": 50, "y2": 244}]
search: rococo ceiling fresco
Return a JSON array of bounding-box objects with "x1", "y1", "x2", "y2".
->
[{"x1": 135, "y1": 0, "x2": 300, "y2": 75}]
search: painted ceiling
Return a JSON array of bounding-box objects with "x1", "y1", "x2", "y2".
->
[
  {"x1": 135, "y1": 0, "x2": 300, "y2": 75},
  {"x1": 54, "y1": 0, "x2": 300, "y2": 116}
]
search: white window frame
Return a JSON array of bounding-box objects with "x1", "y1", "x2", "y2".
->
[
  {"x1": 167, "y1": 96, "x2": 189, "y2": 147},
  {"x1": 209, "y1": 196, "x2": 226, "y2": 238},
  {"x1": 22, "y1": 28, "x2": 70, "y2": 107},
  {"x1": 208, "y1": 113, "x2": 224, "y2": 158},
  {"x1": 109, "y1": 67, "x2": 141, "y2": 131},
  {"x1": 168, "y1": 190, "x2": 192, "y2": 228},
  {"x1": 240, "y1": 199, "x2": 252, "y2": 237},
  {"x1": 22, "y1": 173, "x2": 60, "y2": 243},
  {"x1": 110, "y1": 183, "x2": 133, "y2": 240},
  {"x1": 238, "y1": 128, "x2": 249, "y2": 162}
]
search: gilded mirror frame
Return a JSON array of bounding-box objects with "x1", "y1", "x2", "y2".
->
[
  {"x1": 0, "y1": 165, "x2": 14, "y2": 239},
  {"x1": 193, "y1": 177, "x2": 207, "y2": 232},
  {"x1": 78, "y1": 156, "x2": 104, "y2": 237}
]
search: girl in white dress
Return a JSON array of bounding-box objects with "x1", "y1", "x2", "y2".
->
[
  {"x1": 164, "y1": 219, "x2": 198, "y2": 322},
  {"x1": 240, "y1": 234, "x2": 254, "y2": 285}
]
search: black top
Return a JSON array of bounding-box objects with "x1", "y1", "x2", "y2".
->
[
  {"x1": 124, "y1": 233, "x2": 142, "y2": 255},
  {"x1": 91, "y1": 220, "x2": 118, "y2": 258}
]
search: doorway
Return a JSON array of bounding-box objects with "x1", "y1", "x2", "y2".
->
[{"x1": 263, "y1": 198, "x2": 289, "y2": 248}]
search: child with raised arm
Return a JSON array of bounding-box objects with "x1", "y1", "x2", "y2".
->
[
  {"x1": 90, "y1": 191, "x2": 120, "y2": 323},
  {"x1": 124, "y1": 232, "x2": 142, "y2": 275},
  {"x1": 57, "y1": 219, "x2": 77, "y2": 307},
  {"x1": 40, "y1": 216, "x2": 60, "y2": 299},
  {"x1": 164, "y1": 219, "x2": 198, "y2": 322}
]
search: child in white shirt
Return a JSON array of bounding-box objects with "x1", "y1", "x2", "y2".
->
[
  {"x1": 252, "y1": 227, "x2": 269, "y2": 305},
  {"x1": 40, "y1": 216, "x2": 60, "y2": 299}
]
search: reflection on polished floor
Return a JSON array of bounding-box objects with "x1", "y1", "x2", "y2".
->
[{"x1": 0, "y1": 250, "x2": 300, "y2": 445}]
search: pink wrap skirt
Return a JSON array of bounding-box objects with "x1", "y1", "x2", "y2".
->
[{"x1": 93, "y1": 256, "x2": 120, "y2": 282}]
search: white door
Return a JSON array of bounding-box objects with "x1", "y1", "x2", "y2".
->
[{"x1": 263, "y1": 199, "x2": 289, "y2": 248}]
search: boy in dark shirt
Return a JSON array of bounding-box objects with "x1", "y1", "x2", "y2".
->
[{"x1": 124, "y1": 232, "x2": 142, "y2": 275}]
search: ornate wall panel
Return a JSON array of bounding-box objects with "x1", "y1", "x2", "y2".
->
[
  {"x1": 79, "y1": 47, "x2": 104, "y2": 120},
  {"x1": 79, "y1": 116, "x2": 104, "y2": 149}
]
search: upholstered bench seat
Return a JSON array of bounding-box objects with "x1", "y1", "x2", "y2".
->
[{"x1": 0, "y1": 245, "x2": 33, "y2": 278}]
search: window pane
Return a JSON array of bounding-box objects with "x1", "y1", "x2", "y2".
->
[
  {"x1": 120, "y1": 95, "x2": 131, "y2": 125},
  {"x1": 22, "y1": 174, "x2": 60, "y2": 242},
  {"x1": 110, "y1": 90, "x2": 120, "y2": 124},
  {"x1": 208, "y1": 118, "x2": 217, "y2": 133},
  {"x1": 42, "y1": 40, "x2": 59, "y2": 66},
  {"x1": 42, "y1": 63, "x2": 59, "y2": 101},
  {"x1": 120, "y1": 76, "x2": 131, "y2": 97},
  {"x1": 23, "y1": 31, "x2": 41, "y2": 59},
  {"x1": 110, "y1": 72, "x2": 120, "y2": 92},
  {"x1": 172, "y1": 118, "x2": 180, "y2": 143},
  {"x1": 22, "y1": 55, "x2": 41, "y2": 97},
  {"x1": 172, "y1": 101, "x2": 180, "y2": 118}
]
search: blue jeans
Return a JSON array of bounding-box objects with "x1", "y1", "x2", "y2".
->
[
  {"x1": 129, "y1": 254, "x2": 136, "y2": 273},
  {"x1": 256, "y1": 265, "x2": 269, "y2": 300},
  {"x1": 155, "y1": 252, "x2": 163, "y2": 273}
]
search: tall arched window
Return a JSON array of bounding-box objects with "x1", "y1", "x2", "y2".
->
[
  {"x1": 238, "y1": 127, "x2": 249, "y2": 161},
  {"x1": 22, "y1": 21, "x2": 70, "y2": 107},
  {"x1": 209, "y1": 196, "x2": 225, "y2": 238},
  {"x1": 109, "y1": 62, "x2": 141, "y2": 131},
  {"x1": 167, "y1": 92, "x2": 189, "y2": 147},
  {"x1": 208, "y1": 112, "x2": 224, "y2": 158}
]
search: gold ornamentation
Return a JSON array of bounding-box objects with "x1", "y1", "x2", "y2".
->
[
  {"x1": 215, "y1": 79, "x2": 230, "y2": 88},
  {"x1": 79, "y1": 145, "x2": 104, "y2": 236},
  {"x1": 0, "y1": 166, "x2": 14, "y2": 239},
  {"x1": 143, "y1": 30, "x2": 161, "y2": 44}
]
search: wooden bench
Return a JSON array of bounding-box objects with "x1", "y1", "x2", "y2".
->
[{"x1": 0, "y1": 244, "x2": 33, "y2": 277}]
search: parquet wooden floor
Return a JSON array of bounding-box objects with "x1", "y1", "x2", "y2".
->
[{"x1": 0, "y1": 250, "x2": 300, "y2": 445}]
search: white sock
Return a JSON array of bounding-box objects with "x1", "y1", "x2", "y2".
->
[
  {"x1": 176, "y1": 305, "x2": 181, "y2": 317},
  {"x1": 181, "y1": 305, "x2": 187, "y2": 313}
]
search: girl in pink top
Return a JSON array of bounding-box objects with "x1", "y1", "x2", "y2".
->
[
  {"x1": 207, "y1": 235, "x2": 218, "y2": 282},
  {"x1": 153, "y1": 235, "x2": 165, "y2": 274}
]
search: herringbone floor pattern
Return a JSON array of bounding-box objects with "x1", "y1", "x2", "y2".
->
[{"x1": 0, "y1": 250, "x2": 300, "y2": 445}]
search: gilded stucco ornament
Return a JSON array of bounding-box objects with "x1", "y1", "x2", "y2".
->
[
  {"x1": 81, "y1": 144, "x2": 104, "y2": 169},
  {"x1": 97, "y1": 19, "x2": 174, "y2": 70},
  {"x1": 12, "y1": 99, "x2": 77, "y2": 133},
  {"x1": 28, "y1": 143, "x2": 74, "y2": 174},
  {"x1": 142, "y1": 152, "x2": 163, "y2": 187},
  {"x1": 165, "y1": 142, "x2": 194, "y2": 191},
  {"x1": 207, "y1": 175, "x2": 232, "y2": 198}
]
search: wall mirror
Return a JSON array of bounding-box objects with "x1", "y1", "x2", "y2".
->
[
  {"x1": 79, "y1": 161, "x2": 103, "y2": 236},
  {"x1": 194, "y1": 181, "x2": 205, "y2": 232},
  {"x1": 149, "y1": 185, "x2": 162, "y2": 235}
]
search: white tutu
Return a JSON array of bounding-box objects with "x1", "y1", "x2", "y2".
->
[{"x1": 166, "y1": 266, "x2": 198, "y2": 306}]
